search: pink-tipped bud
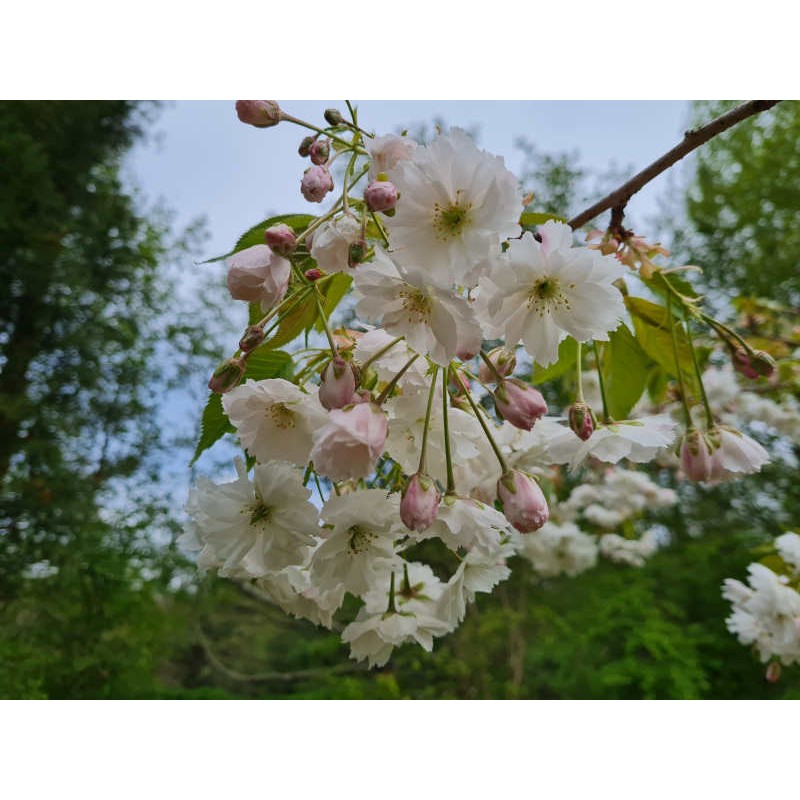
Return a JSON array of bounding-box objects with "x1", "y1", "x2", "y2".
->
[
  {"x1": 208, "y1": 358, "x2": 246, "y2": 394},
  {"x1": 493, "y1": 379, "x2": 548, "y2": 431},
  {"x1": 364, "y1": 180, "x2": 398, "y2": 213},
  {"x1": 680, "y1": 428, "x2": 713, "y2": 482},
  {"x1": 235, "y1": 100, "x2": 282, "y2": 128},
  {"x1": 400, "y1": 473, "x2": 440, "y2": 532},
  {"x1": 298, "y1": 135, "x2": 315, "y2": 157},
  {"x1": 766, "y1": 662, "x2": 782, "y2": 683},
  {"x1": 568, "y1": 402, "x2": 595, "y2": 441},
  {"x1": 301, "y1": 165, "x2": 334, "y2": 203},
  {"x1": 309, "y1": 139, "x2": 330, "y2": 166},
  {"x1": 226, "y1": 245, "x2": 290, "y2": 309},
  {"x1": 264, "y1": 223, "x2": 297, "y2": 257},
  {"x1": 479, "y1": 347, "x2": 517, "y2": 383},
  {"x1": 304, "y1": 268, "x2": 323, "y2": 281},
  {"x1": 733, "y1": 347, "x2": 776, "y2": 380},
  {"x1": 497, "y1": 469, "x2": 549, "y2": 533},
  {"x1": 319, "y1": 356, "x2": 357, "y2": 410},
  {"x1": 238, "y1": 325, "x2": 266, "y2": 353}
]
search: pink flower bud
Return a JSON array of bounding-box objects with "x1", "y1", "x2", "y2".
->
[
  {"x1": 733, "y1": 347, "x2": 776, "y2": 379},
  {"x1": 311, "y1": 402, "x2": 388, "y2": 481},
  {"x1": 568, "y1": 402, "x2": 595, "y2": 441},
  {"x1": 364, "y1": 180, "x2": 398, "y2": 213},
  {"x1": 304, "y1": 268, "x2": 323, "y2": 281},
  {"x1": 238, "y1": 325, "x2": 266, "y2": 353},
  {"x1": 680, "y1": 428, "x2": 713, "y2": 482},
  {"x1": 493, "y1": 379, "x2": 548, "y2": 431},
  {"x1": 400, "y1": 473, "x2": 440, "y2": 532},
  {"x1": 264, "y1": 224, "x2": 297, "y2": 257},
  {"x1": 298, "y1": 135, "x2": 315, "y2": 157},
  {"x1": 766, "y1": 662, "x2": 782, "y2": 683},
  {"x1": 235, "y1": 100, "x2": 282, "y2": 128},
  {"x1": 208, "y1": 358, "x2": 246, "y2": 394},
  {"x1": 309, "y1": 139, "x2": 330, "y2": 166},
  {"x1": 497, "y1": 469, "x2": 549, "y2": 533},
  {"x1": 226, "y1": 245, "x2": 290, "y2": 309},
  {"x1": 301, "y1": 165, "x2": 334, "y2": 203},
  {"x1": 478, "y1": 347, "x2": 517, "y2": 383},
  {"x1": 319, "y1": 356, "x2": 357, "y2": 410}
]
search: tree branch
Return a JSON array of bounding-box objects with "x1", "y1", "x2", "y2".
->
[{"x1": 567, "y1": 100, "x2": 781, "y2": 231}]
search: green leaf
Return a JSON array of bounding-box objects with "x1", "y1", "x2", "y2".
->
[
  {"x1": 191, "y1": 350, "x2": 294, "y2": 464},
  {"x1": 265, "y1": 293, "x2": 318, "y2": 350},
  {"x1": 601, "y1": 325, "x2": 650, "y2": 419},
  {"x1": 244, "y1": 348, "x2": 294, "y2": 381},
  {"x1": 314, "y1": 273, "x2": 352, "y2": 333},
  {"x1": 532, "y1": 337, "x2": 578, "y2": 383},
  {"x1": 642, "y1": 271, "x2": 702, "y2": 302},
  {"x1": 520, "y1": 211, "x2": 568, "y2": 230},
  {"x1": 625, "y1": 296, "x2": 699, "y2": 398},
  {"x1": 191, "y1": 393, "x2": 234, "y2": 465},
  {"x1": 202, "y1": 213, "x2": 316, "y2": 263}
]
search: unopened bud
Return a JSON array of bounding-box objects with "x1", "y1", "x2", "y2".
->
[
  {"x1": 304, "y1": 268, "x2": 323, "y2": 281},
  {"x1": 766, "y1": 662, "x2": 782, "y2": 683},
  {"x1": 364, "y1": 180, "x2": 398, "y2": 213},
  {"x1": 309, "y1": 139, "x2": 330, "y2": 166},
  {"x1": 319, "y1": 356, "x2": 357, "y2": 410},
  {"x1": 497, "y1": 469, "x2": 549, "y2": 533},
  {"x1": 493, "y1": 379, "x2": 548, "y2": 431},
  {"x1": 479, "y1": 347, "x2": 517, "y2": 383},
  {"x1": 208, "y1": 358, "x2": 246, "y2": 394},
  {"x1": 324, "y1": 108, "x2": 344, "y2": 126},
  {"x1": 400, "y1": 473, "x2": 440, "y2": 532},
  {"x1": 264, "y1": 223, "x2": 297, "y2": 257},
  {"x1": 235, "y1": 100, "x2": 282, "y2": 128},
  {"x1": 300, "y1": 165, "x2": 334, "y2": 203},
  {"x1": 238, "y1": 325, "x2": 266, "y2": 353},
  {"x1": 348, "y1": 240, "x2": 368, "y2": 268},
  {"x1": 680, "y1": 428, "x2": 713, "y2": 482},
  {"x1": 732, "y1": 347, "x2": 776, "y2": 379},
  {"x1": 298, "y1": 135, "x2": 316, "y2": 157},
  {"x1": 568, "y1": 402, "x2": 595, "y2": 441}
]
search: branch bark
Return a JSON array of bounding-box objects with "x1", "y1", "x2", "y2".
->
[{"x1": 567, "y1": 100, "x2": 781, "y2": 231}]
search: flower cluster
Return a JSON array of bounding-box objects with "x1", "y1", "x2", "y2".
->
[{"x1": 184, "y1": 102, "x2": 786, "y2": 670}]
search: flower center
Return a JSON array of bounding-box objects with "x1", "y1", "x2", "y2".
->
[
  {"x1": 248, "y1": 500, "x2": 273, "y2": 526},
  {"x1": 268, "y1": 402, "x2": 296, "y2": 429},
  {"x1": 347, "y1": 524, "x2": 376, "y2": 555},
  {"x1": 526, "y1": 275, "x2": 573, "y2": 316},
  {"x1": 432, "y1": 191, "x2": 472, "y2": 240},
  {"x1": 399, "y1": 287, "x2": 432, "y2": 324}
]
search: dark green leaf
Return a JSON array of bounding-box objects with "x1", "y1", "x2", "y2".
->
[
  {"x1": 191, "y1": 393, "x2": 235, "y2": 465},
  {"x1": 532, "y1": 337, "x2": 578, "y2": 383},
  {"x1": 244, "y1": 348, "x2": 294, "y2": 381}
]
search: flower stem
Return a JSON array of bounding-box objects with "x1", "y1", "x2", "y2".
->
[
  {"x1": 376, "y1": 354, "x2": 420, "y2": 404},
  {"x1": 313, "y1": 289, "x2": 338, "y2": 355},
  {"x1": 442, "y1": 367, "x2": 457, "y2": 494},
  {"x1": 280, "y1": 113, "x2": 362, "y2": 152},
  {"x1": 684, "y1": 318, "x2": 715, "y2": 429},
  {"x1": 417, "y1": 366, "x2": 439, "y2": 474},
  {"x1": 575, "y1": 341, "x2": 585, "y2": 403},
  {"x1": 386, "y1": 570, "x2": 398, "y2": 615},
  {"x1": 479, "y1": 349, "x2": 505, "y2": 383},
  {"x1": 667, "y1": 291, "x2": 693, "y2": 427},
  {"x1": 453, "y1": 370, "x2": 509, "y2": 474},
  {"x1": 358, "y1": 336, "x2": 404, "y2": 373},
  {"x1": 592, "y1": 341, "x2": 613, "y2": 423}
]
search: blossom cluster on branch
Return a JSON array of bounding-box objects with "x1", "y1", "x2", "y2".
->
[{"x1": 183, "y1": 101, "x2": 797, "y2": 671}]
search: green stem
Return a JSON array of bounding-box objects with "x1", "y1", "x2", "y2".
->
[
  {"x1": 312, "y1": 290, "x2": 337, "y2": 355},
  {"x1": 441, "y1": 368, "x2": 457, "y2": 494},
  {"x1": 685, "y1": 319, "x2": 715, "y2": 429},
  {"x1": 376, "y1": 354, "x2": 420, "y2": 404},
  {"x1": 700, "y1": 313, "x2": 753, "y2": 353},
  {"x1": 386, "y1": 571, "x2": 397, "y2": 614},
  {"x1": 417, "y1": 366, "x2": 439, "y2": 474},
  {"x1": 667, "y1": 292, "x2": 693, "y2": 427},
  {"x1": 358, "y1": 336, "x2": 404, "y2": 373},
  {"x1": 454, "y1": 370, "x2": 509, "y2": 474},
  {"x1": 479, "y1": 349, "x2": 505, "y2": 383},
  {"x1": 402, "y1": 562, "x2": 412, "y2": 596},
  {"x1": 370, "y1": 211, "x2": 391, "y2": 246},
  {"x1": 575, "y1": 341, "x2": 585, "y2": 403},
  {"x1": 592, "y1": 341, "x2": 613, "y2": 423},
  {"x1": 280, "y1": 113, "x2": 362, "y2": 152}
]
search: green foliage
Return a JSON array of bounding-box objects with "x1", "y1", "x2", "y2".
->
[
  {"x1": 601, "y1": 325, "x2": 650, "y2": 419},
  {"x1": 204, "y1": 213, "x2": 315, "y2": 263}
]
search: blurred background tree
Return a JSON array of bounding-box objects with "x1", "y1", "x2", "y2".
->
[{"x1": 1, "y1": 100, "x2": 797, "y2": 699}]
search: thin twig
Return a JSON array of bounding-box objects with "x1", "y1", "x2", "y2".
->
[{"x1": 568, "y1": 101, "x2": 781, "y2": 230}]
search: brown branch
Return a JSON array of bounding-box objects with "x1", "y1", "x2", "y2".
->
[{"x1": 568, "y1": 100, "x2": 781, "y2": 231}]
